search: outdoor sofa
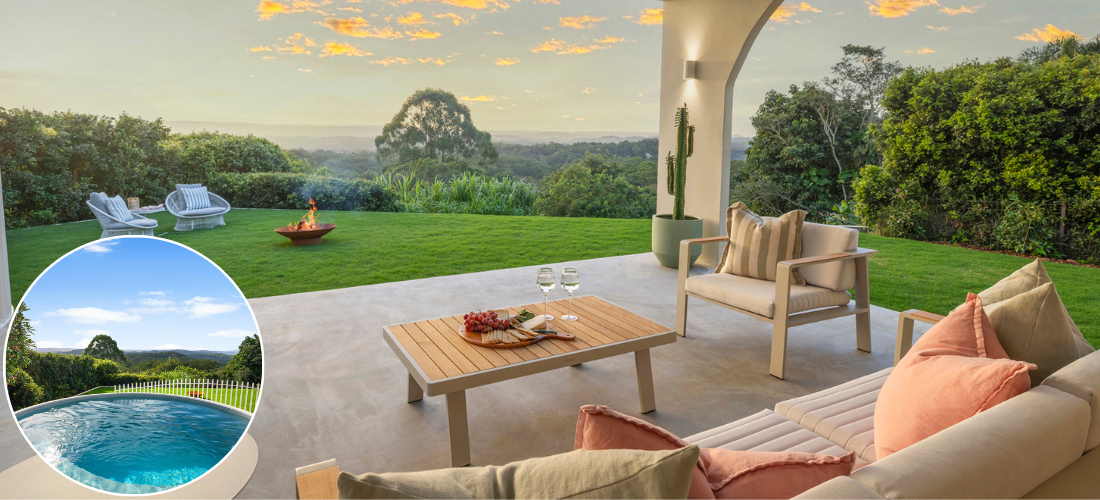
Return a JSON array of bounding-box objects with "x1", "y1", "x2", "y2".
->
[
  {"x1": 165, "y1": 183, "x2": 231, "y2": 231},
  {"x1": 86, "y1": 192, "x2": 158, "y2": 239}
]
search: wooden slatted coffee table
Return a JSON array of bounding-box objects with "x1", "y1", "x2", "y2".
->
[{"x1": 383, "y1": 295, "x2": 676, "y2": 467}]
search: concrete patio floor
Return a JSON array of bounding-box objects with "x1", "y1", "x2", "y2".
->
[{"x1": 0, "y1": 252, "x2": 930, "y2": 498}]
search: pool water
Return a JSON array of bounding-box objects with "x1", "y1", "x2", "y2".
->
[{"x1": 17, "y1": 396, "x2": 248, "y2": 494}]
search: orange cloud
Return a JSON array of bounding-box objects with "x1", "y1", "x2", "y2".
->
[
  {"x1": 256, "y1": 0, "x2": 330, "y2": 20},
  {"x1": 531, "y1": 39, "x2": 608, "y2": 55},
  {"x1": 771, "y1": 5, "x2": 797, "y2": 23},
  {"x1": 249, "y1": 45, "x2": 273, "y2": 52},
  {"x1": 625, "y1": 8, "x2": 662, "y2": 25},
  {"x1": 866, "y1": 0, "x2": 939, "y2": 18},
  {"x1": 257, "y1": 0, "x2": 290, "y2": 20},
  {"x1": 406, "y1": 29, "x2": 442, "y2": 40},
  {"x1": 337, "y1": 6, "x2": 362, "y2": 11},
  {"x1": 559, "y1": 15, "x2": 608, "y2": 29},
  {"x1": 926, "y1": 25, "x2": 949, "y2": 31},
  {"x1": 316, "y1": 17, "x2": 404, "y2": 39},
  {"x1": 277, "y1": 45, "x2": 312, "y2": 55},
  {"x1": 939, "y1": 4, "x2": 982, "y2": 15},
  {"x1": 419, "y1": 57, "x2": 450, "y2": 66},
  {"x1": 494, "y1": 57, "x2": 520, "y2": 65},
  {"x1": 434, "y1": 12, "x2": 471, "y2": 25},
  {"x1": 905, "y1": 47, "x2": 936, "y2": 54},
  {"x1": 400, "y1": 0, "x2": 510, "y2": 11},
  {"x1": 582, "y1": 87, "x2": 596, "y2": 94},
  {"x1": 594, "y1": 36, "x2": 624, "y2": 44},
  {"x1": 319, "y1": 41, "x2": 372, "y2": 57},
  {"x1": 397, "y1": 12, "x2": 433, "y2": 26},
  {"x1": 1016, "y1": 24, "x2": 1080, "y2": 43},
  {"x1": 371, "y1": 57, "x2": 414, "y2": 66},
  {"x1": 799, "y1": 2, "x2": 821, "y2": 13},
  {"x1": 262, "y1": 56, "x2": 276, "y2": 60},
  {"x1": 461, "y1": 95, "x2": 495, "y2": 102}
]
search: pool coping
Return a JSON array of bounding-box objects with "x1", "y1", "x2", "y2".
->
[{"x1": 14, "y1": 392, "x2": 253, "y2": 420}]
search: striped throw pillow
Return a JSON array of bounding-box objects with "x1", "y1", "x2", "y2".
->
[
  {"x1": 104, "y1": 196, "x2": 134, "y2": 222},
  {"x1": 180, "y1": 186, "x2": 211, "y2": 210},
  {"x1": 716, "y1": 202, "x2": 807, "y2": 285}
]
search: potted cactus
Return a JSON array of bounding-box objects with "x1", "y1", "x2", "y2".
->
[{"x1": 652, "y1": 104, "x2": 704, "y2": 268}]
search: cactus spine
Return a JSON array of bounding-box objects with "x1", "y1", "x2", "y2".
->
[{"x1": 665, "y1": 104, "x2": 695, "y2": 221}]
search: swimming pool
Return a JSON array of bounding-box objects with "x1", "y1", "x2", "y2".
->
[{"x1": 16, "y1": 394, "x2": 249, "y2": 494}]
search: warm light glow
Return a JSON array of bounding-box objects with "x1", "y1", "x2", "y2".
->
[
  {"x1": 1016, "y1": 24, "x2": 1080, "y2": 43},
  {"x1": 461, "y1": 95, "x2": 495, "y2": 102},
  {"x1": 286, "y1": 198, "x2": 321, "y2": 231},
  {"x1": 558, "y1": 15, "x2": 608, "y2": 30},
  {"x1": 867, "y1": 0, "x2": 939, "y2": 18},
  {"x1": 319, "y1": 41, "x2": 372, "y2": 57},
  {"x1": 494, "y1": 57, "x2": 520, "y2": 66}
]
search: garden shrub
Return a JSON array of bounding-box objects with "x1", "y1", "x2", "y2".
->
[
  {"x1": 535, "y1": 163, "x2": 656, "y2": 219},
  {"x1": 206, "y1": 172, "x2": 401, "y2": 212},
  {"x1": 380, "y1": 172, "x2": 538, "y2": 216},
  {"x1": 6, "y1": 368, "x2": 43, "y2": 411}
]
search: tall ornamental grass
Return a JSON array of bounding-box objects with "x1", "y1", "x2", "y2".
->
[{"x1": 378, "y1": 172, "x2": 538, "y2": 216}]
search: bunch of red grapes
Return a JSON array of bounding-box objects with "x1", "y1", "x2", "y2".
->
[{"x1": 463, "y1": 311, "x2": 509, "y2": 333}]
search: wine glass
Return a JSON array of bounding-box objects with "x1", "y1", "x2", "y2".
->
[
  {"x1": 561, "y1": 268, "x2": 579, "y2": 321},
  {"x1": 537, "y1": 267, "x2": 556, "y2": 322}
]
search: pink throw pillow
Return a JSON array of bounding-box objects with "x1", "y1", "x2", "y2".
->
[
  {"x1": 874, "y1": 294, "x2": 1035, "y2": 459},
  {"x1": 705, "y1": 448, "x2": 855, "y2": 499},
  {"x1": 576, "y1": 405, "x2": 855, "y2": 499}
]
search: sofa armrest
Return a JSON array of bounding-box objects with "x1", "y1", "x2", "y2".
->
[{"x1": 894, "y1": 309, "x2": 945, "y2": 364}]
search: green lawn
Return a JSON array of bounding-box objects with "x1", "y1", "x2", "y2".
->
[
  {"x1": 82, "y1": 385, "x2": 260, "y2": 413},
  {"x1": 7, "y1": 210, "x2": 1098, "y2": 347}
]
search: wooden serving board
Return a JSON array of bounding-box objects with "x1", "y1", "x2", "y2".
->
[{"x1": 459, "y1": 328, "x2": 575, "y2": 349}]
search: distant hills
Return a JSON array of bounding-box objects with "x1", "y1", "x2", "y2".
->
[{"x1": 36, "y1": 348, "x2": 237, "y2": 358}]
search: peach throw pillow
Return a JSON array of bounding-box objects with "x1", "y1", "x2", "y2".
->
[
  {"x1": 576, "y1": 405, "x2": 855, "y2": 499},
  {"x1": 875, "y1": 294, "x2": 1035, "y2": 459}
]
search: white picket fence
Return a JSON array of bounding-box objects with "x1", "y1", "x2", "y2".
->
[{"x1": 114, "y1": 379, "x2": 258, "y2": 414}]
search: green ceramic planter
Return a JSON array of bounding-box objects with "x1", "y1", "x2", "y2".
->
[{"x1": 652, "y1": 214, "x2": 703, "y2": 268}]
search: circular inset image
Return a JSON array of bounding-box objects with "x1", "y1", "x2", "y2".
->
[{"x1": 3, "y1": 236, "x2": 263, "y2": 495}]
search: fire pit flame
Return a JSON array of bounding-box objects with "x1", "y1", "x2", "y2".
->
[{"x1": 288, "y1": 198, "x2": 320, "y2": 232}]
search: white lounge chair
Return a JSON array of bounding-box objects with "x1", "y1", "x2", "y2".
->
[
  {"x1": 86, "y1": 192, "x2": 158, "y2": 239},
  {"x1": 165, "y1": 183, "x2": 231, "y2": 231}
]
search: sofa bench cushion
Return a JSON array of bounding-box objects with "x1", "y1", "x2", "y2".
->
[
  {"x1": 775, "y1": 368, "x2": 890, "y2": 463},
  {"x1": 794, "y1": 476, "x2": 884, "y2": 499},
  {"x1": 849, "y1": 386, "x2": 1090, "y2": 499},
  {"x1": 1043, "y1": 350, "x2": 1100, "y2": 452},
  {"x1": 685, "y1": 409, "x2": 860, "y2": 465},
  {"x1": 685, "y1": 273, "x2": 851, "y2": 319},
  {"x1": 103, "y1": 218, "x2": 158, "y2": 230}
]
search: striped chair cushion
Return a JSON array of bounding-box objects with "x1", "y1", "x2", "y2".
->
[
  {"x1": 180, "y1": 186, "x2": 211, "y2": 210},
  {"x1": 104, "y1": 196, "x2": 134, "y2": 222},
  {"x1": 716, "y1": 202, "x2": 807, "y2": 285}
]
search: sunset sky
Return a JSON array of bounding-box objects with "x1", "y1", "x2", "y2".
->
[{"x1": 1, "y1": 1, "x2": 1097, "y2": 137}]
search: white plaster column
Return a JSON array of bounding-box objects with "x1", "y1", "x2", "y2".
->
[{"x1": 657, "y1": 0, "x2": 783, "y2": 266}]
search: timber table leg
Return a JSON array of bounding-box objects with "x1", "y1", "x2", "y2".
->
[
  {"x1": 635, "y1": 349, "x2": 656, "y2": 414},
  {"x1": 407, "y1": 373, "x2": 423, "y2": 403},
  {"x1": 446, "y1": 391, "x2": 471, "y2": 467}
]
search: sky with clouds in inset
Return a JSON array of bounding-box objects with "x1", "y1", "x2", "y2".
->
[
  {"x1": 18, "y1": 238, "x2": 257, "y2": 352},
  {"x1": 0, "y1": 0, "x2": 1096, "y2": 137}
]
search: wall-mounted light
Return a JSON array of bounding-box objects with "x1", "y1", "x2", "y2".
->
[{"x1": 683, "y1": 60, "x2": 697, "y2": 80}]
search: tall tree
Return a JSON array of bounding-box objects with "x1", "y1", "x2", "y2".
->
[
  {"x1": 5, "y1": 303, "x2": 36, "y2": 384},
  {"x1": 375, "y1": 89, "x2": 498, "y2": 166},
  {"x1": 1019, "y1": 34, "x2": 1100, "y2": 64},
  {"x1": 84, "y1": 334, "x2": 127, "y2": 363},
  {"x1": 224, "y1": 334, "x2": 262, "y2": 384},
  {"x1": 824, "y1": 45, "x2": 903, "y2": 127}
]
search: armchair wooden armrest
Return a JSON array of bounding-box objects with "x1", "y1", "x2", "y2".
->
[
  {"x1": 895, "y1": 309, "x2": 945, "y2": 365},
  {"x1": 777, "y1": 247, "x2": 878, "y2": 271}
]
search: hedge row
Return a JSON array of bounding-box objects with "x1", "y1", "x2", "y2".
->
[
  {"x1": 9, "y1": 353, "x2": 165, "y2": 411},
  {"x1": 205, "y1": 172, "x2": 402, "y2": 213}
]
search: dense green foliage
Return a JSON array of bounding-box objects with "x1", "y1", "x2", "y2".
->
[
  {"x1": 126, "y1": 350, "x2": 232, "y2": 367},
  {"x1": 84, "y1": 334, "x2": 127, "y2": 363},
  {"x1": 0, "y1": 107, "x2": 308, "y2": 228},
  {"x1": 4, "y1": 303, "x2": 35, "y2": 384},
  {"x1": 855, "y1": 52, "x2": 1100, "y2": 261},
  {"x1": 375, "y1": 88, "x2": 497, "y2": 165},
  {"x1": 6, "y1": 368, "x2": 42, "y2": 410},
  {"x1": 206, "y1": 172, "x2": 401, "y2": 213},
  {"x1": 535, "y1": 156, "x2": 657, "y2": 219},
  {"x1": 129, "y1": 353, "x2": 223, "y2": 373},
  {"x1": 380, "y1": 172, "x2": 538, "y2": 216},
  {"x1": 224, "y1": 335, "x2": 262, "y2": 384},
  {"x1": 495, "y1": 138, "x2": 658, "y2": 170}
]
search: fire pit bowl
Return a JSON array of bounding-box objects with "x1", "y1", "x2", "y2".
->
[{"x1": 274, "y1": 223, "x2": 337, "y2": 246}]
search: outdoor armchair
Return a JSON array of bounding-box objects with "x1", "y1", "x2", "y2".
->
[
  {"x1": 165, "y1": 183, "x2": 231, "y2": 231},
  {"x1": 86, "y1": 192, "x2": 158, "y2": 239},
  {"x1": 676, "y1": 222, "x2": 877, "y2": 379}
]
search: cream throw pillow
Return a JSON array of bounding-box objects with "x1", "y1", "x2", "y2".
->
[
  {"x1": 716, "y1": 202, "x2": 807, "y2": 285},
  {"x1": 336, "y1": 446, "x2": 699, "y2": 499}
]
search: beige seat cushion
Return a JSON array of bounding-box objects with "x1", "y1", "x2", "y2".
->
[
  {"x1": 686, "y1": 273, "x2": 851, "y2": 319},
  {"x1": 794, "y1": 476, "x2": 885, "y2": 499},
  {"x1": 799, "y1": 223, "x2": 859, "y2": 292},
  {"x1": 775, "y1": 368, "x2": 890, "y2": 463},
  {"x1": 848, "y1": 386, "x2": 1090, "y2": 500},
  {"x1": 1043, "y1": 351, "x2": 1100, "y2": 452},
  {"x1": 685, "y1": 409, "x2": 860, "y2": 462}
]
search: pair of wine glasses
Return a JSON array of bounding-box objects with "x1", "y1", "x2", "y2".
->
[{"x1": 536, "y1": 267, "x2": 580, "y2": 322}]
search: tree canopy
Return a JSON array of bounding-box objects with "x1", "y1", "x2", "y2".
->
[
  {"x1": 85, "y1": 334, "x2": 127, "y2": 363},
  {"x1": 375, "y1": 89, "x2": 497, "y2": 166},
  {"x1": 224, "y1": 334, "x2": 262, "y2": 384},
  {"x1": 5, "y1": 303, "x2": 36, "y2": 384}
]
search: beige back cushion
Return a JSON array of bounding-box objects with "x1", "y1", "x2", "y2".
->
[
  {"x1": 799, "y1": 223, "x2": 858, "y2": 292},
  {"x1": 849, "y1": 386, "x2": 1090, "y2": 499},
  {"x1": 1043, "y1": 350, "x2": 1100, "y2": 452},
  {"x1": 716, "y1": 202, "x2": 807, "y2": 284}
]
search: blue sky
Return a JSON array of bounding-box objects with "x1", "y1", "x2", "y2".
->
[
  {"x1": 1, "y1": 1, "x2": 1097, "y2": 136},
  {"x1": 19, "y1": 238, "x2": 258, "y2": 352}
]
